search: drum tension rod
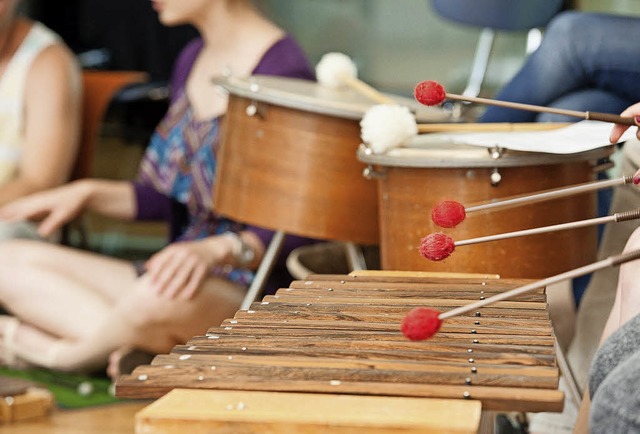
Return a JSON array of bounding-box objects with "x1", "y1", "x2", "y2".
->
[
  {"x1": 488, "y1": 146, "x2": 504, "y2": 186},
  {"x1": 245, "y1": 100, "x2": 265, "y2": 119},
  {"x1": 362, "y1": 165, "x2": 385, "y2": 180},
  {"x1": 490, "y1": 168, "x2": 502, "y2": 186}
]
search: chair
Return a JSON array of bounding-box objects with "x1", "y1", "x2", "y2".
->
[
  {"x1": 62, "y1": 70, "x2": 147, "y2": 246},
  {"x1": 72, "y1": 70, "x2": 148, "y2": 180},
  {"x1": 430, "y1": 0, "x2": 566, "y2": 97}
]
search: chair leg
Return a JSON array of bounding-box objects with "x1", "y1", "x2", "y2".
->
[
  {"x1": 240, "y1": 230, "x2": 286, "y2": 310},
  {"x1": 462, "y1": 27, "x2": 495, "y2": 98}
]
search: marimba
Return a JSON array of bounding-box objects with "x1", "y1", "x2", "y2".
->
[{"x1": 117, "y1": 271, "x2": 563, "y2": 433}]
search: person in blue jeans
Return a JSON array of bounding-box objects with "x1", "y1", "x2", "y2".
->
[
  {"x1": 478, "y1": 11, "x2": 640, "y2": 434},
  {"x1": 480, "y1": 11, "x2": 640, "y2": 124}
]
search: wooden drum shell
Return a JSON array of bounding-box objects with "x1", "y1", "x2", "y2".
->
[
  {"x1": 213, "y1": 78, "x2": 381, "y2": 245},
  {"x1": 360, "y1": 142, "x2": 613, "y2": 278}
]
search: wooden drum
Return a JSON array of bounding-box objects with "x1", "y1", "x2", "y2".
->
[
  {"x1": 358, "y1": 132, "x2": 614, "y2": 278},
  {"x1": 117, "y1": 272, "x2": 563, "y2": 433},
  {"x1": 212, "y1": 75, "x2": 448, "y2": 245}
]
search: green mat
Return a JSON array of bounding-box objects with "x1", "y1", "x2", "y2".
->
[{"x1": 0, "y1": 367, "x2": 121, "y2": 409}]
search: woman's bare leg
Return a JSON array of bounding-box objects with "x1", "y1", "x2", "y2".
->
[
  {"x1": 597, "y1": 227, "x2": 640, "y2": 344},
  {"x1": 572, "y1": 226, "x2": 640, "y2": 433},
  {"x1": 105, "y1": 274, "x2": 245, "y2": 378},
  {"x1": 0, "y1": 240, "x2": 244, "y2": 371},
  {"x1": 0, "y1": 239, "x2": 139, "y2": 370},
  {"x1": 113, "y1": 273, "x2": 245, "y2": 353},
  {"x1": 36, "y1": 273, "x2": 244, "y2": 371}
]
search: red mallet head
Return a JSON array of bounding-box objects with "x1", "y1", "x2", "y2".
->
[
  {"x1": 419, "y1": 232, "x2": 455, "y2": 261},
  {"x1": 432, "y1": 200, "x2": 466, "y2": 228},
  {"x1": 401, "y1": 307, "x2": 443, "y2": 340},
  {"x1": 414, "y1": 80, "x2": 446, "y2": 106}
]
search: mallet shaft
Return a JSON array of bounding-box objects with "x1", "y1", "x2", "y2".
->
[{"x1": 440, "y1": 249, "x2": 640, "y2": 320}]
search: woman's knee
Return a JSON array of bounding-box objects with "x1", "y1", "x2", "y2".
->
[
  {"x1": 116, "y1": 276, "x2": 180, "y2": 327},
  {"x1": 544, "y1": 11, "x2": 613, "y2": 42},
  {"x1": 116, "y1": 275, "x2": 242, "y2": 330},
  {"x1": 543, "y1": 11, "x2": 587, "y2": 43}
]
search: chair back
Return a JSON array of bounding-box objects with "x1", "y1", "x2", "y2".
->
[
  {"x1": 74, "y1": 70, "x2": 147, "y2": 180},
  {"x1": 431, "y1": 0, "x2": 565, "y2": 31}
]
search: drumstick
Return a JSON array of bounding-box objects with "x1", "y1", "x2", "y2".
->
[
  {"x1": 416, "y1": 122, "x2": 570, "y2": 133},
  {"x1": 315, "y1": 53, "x2": 418, "y2": 154},
  {"x1": 420, "y1": 209, "x2": 640, "y2": 262},
  {"x1": 432, "y1": 175, "x2": 635, "y2": 228},
  {"x1": 402, "y1": 248, "x2": 640, "y2": 341},
  {"x1": 414, "y1": 80, "x2": 637, "y2": 126},
  {"x1": 316, "y1": 52, "x2": 396, "y2": 105}
]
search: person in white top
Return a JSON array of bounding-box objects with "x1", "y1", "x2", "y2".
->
[{"x1": 0, "y1": 0, "x2": 81, "y2": 241}]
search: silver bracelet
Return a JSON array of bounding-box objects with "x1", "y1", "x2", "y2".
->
[{"x1": 222, "y1": 231, "x2": 255, "y2": 267}]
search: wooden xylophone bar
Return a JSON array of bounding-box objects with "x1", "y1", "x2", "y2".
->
[{"x1": 117, "y1": 273, "x2": 563, "y2": 431}]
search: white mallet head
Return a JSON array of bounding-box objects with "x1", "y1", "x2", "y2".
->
[
  {"x1": 360, "y1": 104, "x2": 418, "y2": 154},
  {"x1": 316, "y1": 52, "x2": 358, "y2": 88}
]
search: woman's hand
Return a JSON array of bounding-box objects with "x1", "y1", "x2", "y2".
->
[
  {"x1": 610, "y1": 103, "x2": 640, "y2": 184},
  {"x1": 143, "y1": 236, "x2": 235, "y2": 300},
  {"x1": 610, "y1": 102, "x2": 640, "y2": 144},
  {"x1": 0, "y1": 180, "x2": 91, "y2": 237}
]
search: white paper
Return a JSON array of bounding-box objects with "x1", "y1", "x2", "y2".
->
[{"x1": 423, "y1": 121, "x2": 637, "y2": 154}]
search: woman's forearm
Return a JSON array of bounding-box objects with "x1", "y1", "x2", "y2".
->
[{"x1": 80, "y1": 179, "x2": 138, "y2": 220}]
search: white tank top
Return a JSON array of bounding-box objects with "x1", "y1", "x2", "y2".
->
[{"x1": 0, "y1": 22, "x2": 59, "y2": 185}]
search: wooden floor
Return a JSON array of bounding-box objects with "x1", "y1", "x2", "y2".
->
[{"x1": 0, "y1": 401, "x2": 151, "y2": 434}]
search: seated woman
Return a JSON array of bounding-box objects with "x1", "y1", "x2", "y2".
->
[
  {"x1": 0, "y1": 0, "x2": 81, "y2": 242},
  {"x1": 573, "y1": 103, "x2": 640, "y2": 434},
  {"x1": 0, "y1": 0, "x2": 314, "y2": 374}
]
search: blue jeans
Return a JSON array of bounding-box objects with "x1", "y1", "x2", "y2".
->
[{"x1": 480, "y1": 11, "x2": 640, "y2": 123}]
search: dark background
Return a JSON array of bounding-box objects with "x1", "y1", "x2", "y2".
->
[
  {"x1": 25, "y1": 0, "x2": 198, "y2": 81},
  {"x1": 22, "y1": 1, "x2": 200, "y2": 141}
]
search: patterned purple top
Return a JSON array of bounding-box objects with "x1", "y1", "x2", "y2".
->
[{"x1": 132, "y1": 35, "x2": 316, "y2": 290}]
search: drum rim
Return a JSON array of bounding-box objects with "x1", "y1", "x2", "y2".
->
[
  {"x1": 357, "y1": 143, "x2": 615, "y2": 168},
  {"x1": 212, "y1": 74, "x2": 449, "y2": 122}
]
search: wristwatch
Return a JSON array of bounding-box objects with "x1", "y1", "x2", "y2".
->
[{"x1": 223, "y1": 231, "x2": 255, "y2": 267}]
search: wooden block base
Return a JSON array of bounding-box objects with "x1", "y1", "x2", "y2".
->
[
  {"x1": 0, "y1": 388, "x2": 54, "y2": 423},
  {"x1": 136, "y1": 389, "x2": 481, "y2": 434}
]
